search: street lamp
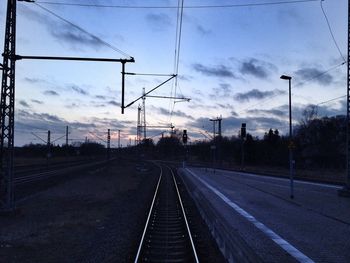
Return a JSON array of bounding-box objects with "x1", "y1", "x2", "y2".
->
[{"x1": 280, "y1": 74, "x2": 294, "y2": 199}]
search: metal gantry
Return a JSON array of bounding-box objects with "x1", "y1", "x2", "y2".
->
[
  {"x1": 0, "y1": 0, "x2": 17, "y2": 210},
  {"x1": 346, "y1": 0, "x2": 350, "y2": 190},
  {"x1": 0, "y1": 0, "x2": 135, "y2": 210}
]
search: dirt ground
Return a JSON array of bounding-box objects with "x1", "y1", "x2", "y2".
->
[{"x1": 0, "y1": 159, "x2": 159, "y2": 263}]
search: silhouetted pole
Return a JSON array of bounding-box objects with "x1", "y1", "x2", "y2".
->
[
  {"x1": 65, "y1": 126, "x2": 69, "y2": 146},
  {"x1": 107, "y1": 129, "x2": 111, "y2": 160},
  {"x1": 281, "y1": 75, "x2": 294, "y2": 199},
  {"x1": 142, "y1": 88, "x2": 146, "y2": 140},
  {"x1": 209, "y1": 119, "x2": 216, "y2": 171},
  {"x1": 118, "y1": 130, "x2": 121, "y2": 148},
  {"x1": 47, "y1": 130, "x2": 51, "y2": 170},
  {"x1": 241, "y1": 123, "x2": 246, "y2": 170}
]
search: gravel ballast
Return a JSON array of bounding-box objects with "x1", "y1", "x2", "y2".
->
[{"x1": 0, "y1": 159, "x2": 159, "y2": 263}]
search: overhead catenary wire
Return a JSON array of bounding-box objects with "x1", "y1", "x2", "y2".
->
[
  {"x1": 320, "y1": 0, "x2": 346, "y2": 63},
  {"x1": 316, "y1": 94, "x2": 346, "y2": 106},
  {"x1": 31, "y1": 2, "x2": 132, "y2": 58},
  {"x1": 169, "y1": 0, "x2": 182, "y2": 122},
  {"x1": 35, "y1": 0, "x2": 319, "y2": 9},
  {"x1": 88, "y1": 131, "x2": 107, "y2": 143},
  {"x1": 169, "y1": 0, "x2": 185, "y2": 122}
]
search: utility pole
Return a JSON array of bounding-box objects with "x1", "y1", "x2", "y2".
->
[
  {"x1": 65, "y1": 126, "x2": 69, "y2": 146},
  {"x1": 107, "y1": 129, "x2": 111, "y2": 160},
  {"x1": 142, "y1": 88, "x2": 146, "y2": 140},
  {"x1": 209, "y1": 118, "x2": 216, "y2": 171},
  {"x1": 241, "y1": 123, "x2": 246, "y2": 170},
  {"x1": 137, "y1": 105, "x2": 142, "y2": 144},
  {"x1": 209, "y1": 116, "x2": 222, "y2": 169},
  {"x1": 47, "y1": 130, "x2": 51, "y2": 170},
  {"x1": 118, "y1": 130, "x2": 121, "y2": 148}
]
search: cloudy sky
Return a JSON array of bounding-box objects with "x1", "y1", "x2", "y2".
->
[{"x1": 0, "y1": 0, "x2": 347, "y2": 146}]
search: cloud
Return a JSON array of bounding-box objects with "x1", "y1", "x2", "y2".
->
[
  {"x1": 247, "y1": 108, "x2": 286, "y2": 118},
  {"x1": 14, "y1": 109, "x2": 134, "y2": 146},
  {"x1": 19, "y1": 5, "x2": 105, "y2": 51},
  {"x1": 95, "y1": 95, "x2": 107, "y2": 100},
  {"x1": 17, "y1": 110, "x2": 64, "y2": 126},
  {"x1": 196, "y1": 25, "x2": 211, "y2": 35},
  {"x1": 178, "y1": 75, "x2": 193, "y2": 81},
  {"x1": 153, "y1": 106, "x2": 194, "y2": 120},
  {"x1": 23, "y1": 77, "x2": 48, "y2": 84},
  {"x1": 65, "y1": 103, "x2": 81, "y2": 109},
  {"x1": 43, "y1": 90, "x2": 59, "y2": 96},
  {"x1": 212, "y1": 83, "x2": 232, "y2": 98},
  {"x1": 234, "y1": 89, "x2": 286, "y2": 102},
  {"x1": 240, "y1": 58, "x2": 276, "y2": 79},
  {"x1": 217, "y1": 103, "x2": 234, "y2": 110},
  {"x1": 19, "y1": 100, "x2": 30, "y2": 108},
  {"x1": 71, "y1": 85, "x2": 89, "y2": 96},
  {"x1": 146, "y1": 13, "x2": 172, "y2": 30},
  {"x1": 192, "y1": 63, "x2": 236, "y2": 78},
  {"x1": 108, "y1": 100, "x2": 121, "y2": 107},
  {"x1": 31, "y1": 99, "x2": 44, "y2": 105},
  {"x1": 51, "y1": 25, "x2": 105, "y2": 51},
  {"x1": 294, "y1": 67, "x2": 334, "y2": 86}
]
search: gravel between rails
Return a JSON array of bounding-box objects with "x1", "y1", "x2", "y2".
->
[{"x1": 0, "y1": 159, "x2": 159, "y2": 263}]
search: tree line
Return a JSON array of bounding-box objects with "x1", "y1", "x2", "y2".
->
[{"x1": 15, "y1": 109, "x2": 347, "y2": 171}]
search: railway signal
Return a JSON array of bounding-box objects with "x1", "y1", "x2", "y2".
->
[
  {"x1": 241, "y1": 123, "x2": 246, "y2": 139},
  {"x1": 182, "y1": 130, "x2": 188, "y2": 144}
]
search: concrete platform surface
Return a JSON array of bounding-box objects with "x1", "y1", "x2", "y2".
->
[{"x1": 180, "y1": 167, "x2": 350, "y2": 263}]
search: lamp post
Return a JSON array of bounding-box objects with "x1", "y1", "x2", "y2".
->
[{"x1": 280, "y1": 74, "x2": 294, "y2": 199}]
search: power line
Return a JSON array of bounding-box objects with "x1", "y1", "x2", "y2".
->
[
  {"x1": 35, "y1": 0, "x2": 319, "y2": 9},
  {"x1": 32, "y1": 2, "x2": 132, "y2": 58},
  {"x1": 88, "y1": 132, "x2": 107, "y2": 143},
  {"x1": 294, "y1": 61, "x2": 346, "y2": 87},
  {"x1": 320, "y1": 0, "x2": 346, "y2": 63},
  {"x1": 316, "y1": 95, "x2": 346, "y2": 106}
]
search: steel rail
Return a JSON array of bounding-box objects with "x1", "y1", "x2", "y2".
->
[
  {"x1": 134, "y1": 164, "x2": 163, "y2": 263},
  {"x1": 134, "y1": 163, "x2": 199, "y2": 262},
  {"x1": 168, "y1": 165, "x2": 199, "y2": 263}
]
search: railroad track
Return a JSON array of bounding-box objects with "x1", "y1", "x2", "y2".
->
[
  {"x1": 13, "y1": 159, "x2": 110, "y2": 185},
  {"x1": 135, "y1": 164, "x2": 199, "y2": 263},
  {"x1": 13, "y1": 159, "x2": 101, "y2": 177}
]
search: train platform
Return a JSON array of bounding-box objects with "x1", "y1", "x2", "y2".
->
[{"x1": 179, "y1": 167, "x2": 350, "y2": 263}]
